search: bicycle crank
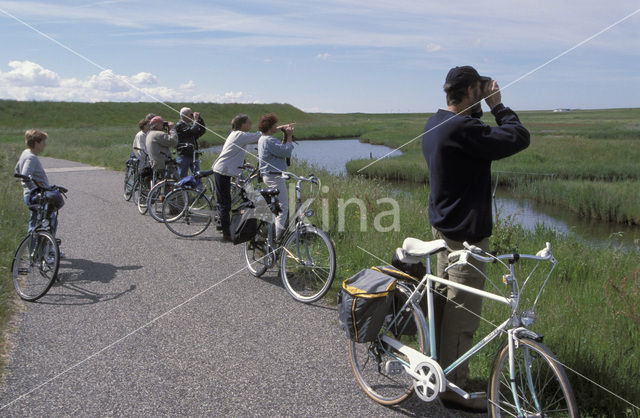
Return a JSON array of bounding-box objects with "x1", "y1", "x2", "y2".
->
[{"x1": 413, "y1": 361, "x2": 442, "y2": 402}]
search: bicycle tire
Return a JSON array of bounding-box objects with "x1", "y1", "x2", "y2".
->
[
  {"x1": 162, "y1": 188, "x2": 213, "y2": 237},
  {"x1": 11, "y1": 231, "x2": 59, "y2": 301},
  {"x1": 135, "y1": 180, "x2": 150, "y2": 215},
  {"x1": 147, "y1": 179, "x2": 177, "y2": 222},
  {"x1": 279, "y1": 226, "x2": 336, "y2": 303},
  {"x1": 123, "y1": 165, "x2": 135, "y2": 201},
  {"x1": 243, "y1": 221, "x2": 270, "y2": 277},
  {"x1": 349, "y1": 283, "x2": 429, "y2": 405},
  {"x1": 488, "y1": 337, "x2": 579, "y2": 417}
]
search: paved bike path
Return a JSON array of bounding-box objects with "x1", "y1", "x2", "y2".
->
[{"x1": 0, "y1": 157, "x2": 479, "y2": 417}]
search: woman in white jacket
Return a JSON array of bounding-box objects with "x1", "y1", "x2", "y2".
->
[{"x1": 212, "y1": 114, "x2": 261, "y2": 241}]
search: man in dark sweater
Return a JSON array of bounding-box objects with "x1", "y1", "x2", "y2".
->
[
  {"x1": 422, "y1": 66, "x2": 530, "y2": 412},
  {"x1": 175, "y1": 107, "x2": 206, "y2": 180}
]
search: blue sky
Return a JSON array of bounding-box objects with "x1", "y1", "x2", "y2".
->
[{"x1": 0, "y1": 0, "x2": 638, "y2": 113}]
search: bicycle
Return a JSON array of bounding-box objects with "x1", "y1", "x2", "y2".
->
[
  {"x1": 11, "y1": 173, "x2": 67, "y2": 302},
  {"x1": 346, "y1": 238, "x2": 578, "y2": 417},
  {"x1": 243, "y1": 171, "x2": 336, "y2": 303},
  {"x1": 161, "y1": 169, "x2": 215, "y2": 237},
  {"x1": 123, "y1": 153, "x2": 138, "y2": 201}
]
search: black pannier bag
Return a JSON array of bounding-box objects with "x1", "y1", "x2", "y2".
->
[
  {"x1": 230, "y1": 201, "x2": 258, "y2": 245},
  {"x1": 337, "y1": 269, "x2": 397, "y2": 343}
]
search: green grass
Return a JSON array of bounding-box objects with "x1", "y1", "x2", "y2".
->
[
  {"x1": 1, "y1": 100, "x2": 639, "y2": 415},
  {"x1": 0, "y1": 142, "x2": 31, "y2": 372}
]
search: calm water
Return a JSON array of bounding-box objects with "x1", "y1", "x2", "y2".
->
[
  {"x1": 206, "y1": 138, "x2": 402, "y2": 175},
  {"x1": 207, "y1": 138, "x2": 640, "y2": 248}
]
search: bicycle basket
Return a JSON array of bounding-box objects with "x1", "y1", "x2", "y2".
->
[
  {"x1": 230, "y1": 200, "x2": 258, "y2": 245},
  {"x1": 337, "y1": 269, "x2": 396, "y2": 343},
  {"x1": 43, "y1": 189, "x2": 65, "y2": 210}
]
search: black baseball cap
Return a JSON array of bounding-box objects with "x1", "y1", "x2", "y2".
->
[{"x1": 445, "y1": 66, "x2": 490, "y2": 88}]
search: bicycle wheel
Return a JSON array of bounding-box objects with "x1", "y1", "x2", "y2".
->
[
  {"x1": 349, "y1": 283, "x2": 429, "y2": 405},
  {"x1": 123, "y1": 165, "x2": 135, "y2": 201},
  {"x1": 280, "y1": 226, "x2": 336, "y2": 303},
  {"x1": 11, "y1": 231, "x2": 59, "y2": 301},
  {"x1": 243, "y1": 221, "x2": 270, "y2": 277},
  {"x1": 163, "y1": 188, "x2": 213, "y2": 237},
  {"x1": 147, "y1": 179, "x2": 177, "y2": 222},
  {"x1": 489, "y1": 337, "x2": 579, "y2": 417},
  {"x1": 135, "y1": 180, "x2": 150, "y2": 215}
]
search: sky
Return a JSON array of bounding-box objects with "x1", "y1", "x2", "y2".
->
[{"x1": 0, "y1": 0, "x2": 638, "y2": 113}]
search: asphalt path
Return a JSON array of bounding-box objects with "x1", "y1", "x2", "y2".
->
[{"x1": 0, "y1": 157, "x2": 481, "y2": 417}]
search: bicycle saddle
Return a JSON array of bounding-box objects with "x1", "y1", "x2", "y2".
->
[
  {"x1": 195, "y1": 169, "x2": 214, "y2": 178},
  {"x1": 402, "y1": 238, "x2": 448, "y2": 257},
  {"x1": 258, "y1": 187, "x2": 279, "y2": 198}
]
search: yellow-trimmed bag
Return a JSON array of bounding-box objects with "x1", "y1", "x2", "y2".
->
[{"x1": 337, "y1": 269, "x2": 397, "y2": 343}]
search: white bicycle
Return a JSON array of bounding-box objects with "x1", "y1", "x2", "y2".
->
[{"x1": 348, "y1": 238, "x2": 579, "y2": 417}]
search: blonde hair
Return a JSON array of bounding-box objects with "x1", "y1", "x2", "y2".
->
[{"x1": 25, "y1": 129, "x2": 48, "y2": 149}]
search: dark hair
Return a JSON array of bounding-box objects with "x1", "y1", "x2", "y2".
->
[
  {"x1": 444, "y1": 81, "x2": 478, "y2": 106},
  {"x1": 25, "y1": 129, "x2": 47, "y2": 148},
  {"x1": 138, "y1": 118, "x2": 148, "y2": 130},
  {"x1": 231, "y1": 114, "x2": 249, "y2": 131},
  {"x1": 258, "y1": 113, "x2": 279, "y2": 134}
]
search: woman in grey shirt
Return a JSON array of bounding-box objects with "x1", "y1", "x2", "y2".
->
[{"x1": 257, "y1": 113, "x2": 295, "y2": 241}]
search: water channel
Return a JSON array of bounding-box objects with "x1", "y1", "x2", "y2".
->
[{"x1": 207, "y1": 138, "x2": 640, "y2": 248}]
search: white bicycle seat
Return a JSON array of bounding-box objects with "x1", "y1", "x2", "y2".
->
[{"x1": 402, "y1": 238, "x2": 448, "y2": 257}]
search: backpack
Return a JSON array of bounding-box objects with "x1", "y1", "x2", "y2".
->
[{"x1": 337, "y1": 269, "x2": 397, "y2": 343}]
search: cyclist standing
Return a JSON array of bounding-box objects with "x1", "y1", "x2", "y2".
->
[
  {"x1": 14, "y1": 130, "x2": 62, "y2": 250},
  {"x1": 257, "y1": 113, "x2": 295, "y2": 242},
  {"x1": 175, "y1": 107, "x2": 206, "y2": 179},
  {"x1": 132, "y1": 113, "x2": 154, "y2": 164},
  {"x1": 212, "y1": 114, "x2": 261, "y2": 241},
  {"x1": 421, "y1": 65, "x2": 530, "y2": 412},
  {"x1": 145, "y1": 116, "x2": 178, "y2": 175}
]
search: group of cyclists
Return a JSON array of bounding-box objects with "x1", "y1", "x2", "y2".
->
[{"x1": 130, "y1": 108, "x2": 296, "y2": 242}]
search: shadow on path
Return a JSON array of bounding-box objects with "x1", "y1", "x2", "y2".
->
[{"x1": 37, "y1": 258, "x2": 140, "y2": 306}]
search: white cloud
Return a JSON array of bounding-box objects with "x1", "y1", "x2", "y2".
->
[
  {"x1": 179, "y1": 80, "x2": 196, "y2": 89},
  {"x1": 0, "y1": 60, "x2": 60, "y2": 87},
  {"x1": 425, "y1": 43, "x2": 442, "y2": 53},
  {"x1": 315, "y1": 52, "x2": 330, "y2": 60},
  {"x1": 0, "y1": 60, "x2": 254, "y2": 103}
]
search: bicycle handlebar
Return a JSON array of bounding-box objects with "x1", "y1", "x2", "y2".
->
[
  {"x1": 448, "y1": 242, "x2": 554, "y2": 266},
  {"x1": 14, "y1": 173, "x2": 67, "y2": 194},
  {"x1": 266, "y1": 171, "x2": 318, "y2": 184}
]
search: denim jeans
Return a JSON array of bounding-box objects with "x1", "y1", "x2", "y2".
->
[
  {"x1": 24, "y1": 194, "x2": 57, "y2": 235},
  {"x1": 176, "y1": 155, "x2": 201, "y2": 188}
]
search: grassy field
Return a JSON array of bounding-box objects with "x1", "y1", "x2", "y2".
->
[{"x1": 1, "y1": 100, "x2": 639, "y2": 415}]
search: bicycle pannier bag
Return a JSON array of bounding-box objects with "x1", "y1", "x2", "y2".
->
[
  {"x1": 371, "y1": 265, "x2": 427, "y2": 336},
  {"x1": 230, "y1": 201, "x2": 258, "y2": 245},
  {"x1": 337, "y1": 269, "x2": 397, "y2": 343}
]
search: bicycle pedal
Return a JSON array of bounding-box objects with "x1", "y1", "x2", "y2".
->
[{"x1": 384, "y1": 360, "x2": 405, "y2": 376}]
